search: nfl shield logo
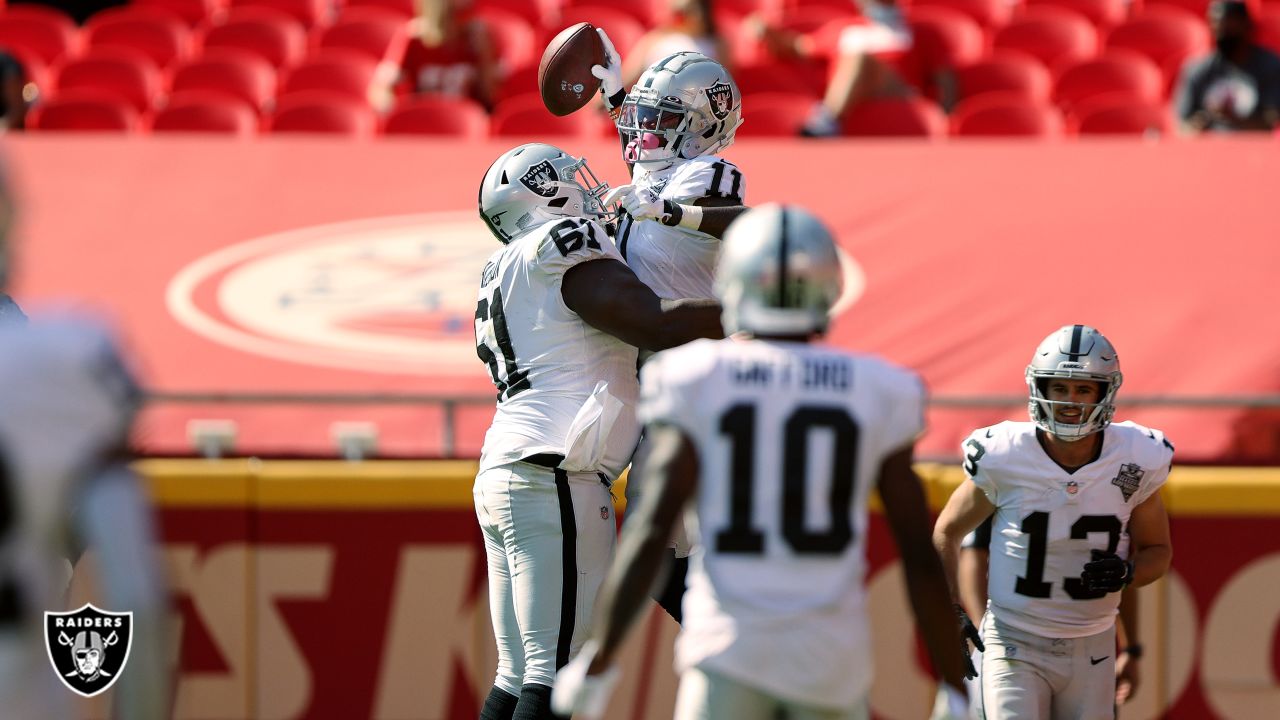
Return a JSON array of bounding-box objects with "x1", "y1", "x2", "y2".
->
[
  {"x1": 45, "y1": 603, "x2": 134, "y2": 697},
  {"x1": 600, "y1": 505, "x2": 610, "y2": 520},
  {"x1": 1065, "y1": 481, "x2": 1079, "y2": 495}
]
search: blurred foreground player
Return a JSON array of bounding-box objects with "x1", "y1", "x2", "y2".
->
[
  {"x1": 0, "y1": 165, "x2": 168, "y2": 719},
  {"x1": 554, "y1": 204, "x2": 968, "y2": 720},
  {"x1": 474, "y1": 143, "x2": 721, "y2": 720},
  {"x1": 934, "y1": 325, "x2": 1173, "y2": 719}
]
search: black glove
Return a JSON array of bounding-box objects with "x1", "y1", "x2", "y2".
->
[
  {"x1": 955, "y1": 603, "x2": 985, "y2": 680},
  {"x1": 1081, "y1": 549, "x2": 1134, "y2": 594}
]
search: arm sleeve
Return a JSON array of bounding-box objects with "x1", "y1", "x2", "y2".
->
[
  {"x1": 532, "y1": 218, "x2": 623, "y2": 277},
  {"x1": 963, "y1": 430, "x2": 999, "y2": 506},
  {"x1": 1132, "y1": 429, "x2": 1175, "y2": 506},
  {"x1": 637, "y1": 349, "x2": 701, "y2": 438},
  {"x1": 663, "y1": 159, "x2": 747, "y2": 205}
]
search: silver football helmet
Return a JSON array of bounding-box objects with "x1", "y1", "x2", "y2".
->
[
  {"x1": 715, "y1": 204, "x2": 843, "y2": 337},
  {"x1": 1026, "y1": 325, "x2": 1123, "y2": 441},
  {"x1": 617, "y1": 52, "x2": 743, "y2": 166},
  {"x1": 478, "y1": 143, "x2": 610, "y2": 244}
]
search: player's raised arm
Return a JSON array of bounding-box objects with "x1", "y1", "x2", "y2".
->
[
  {"x1": 561, "y1": 258, "x2": 723, "y2": 351},
  {"x1": 879, "y1": 446, "x2": 971, "y2": 700}
]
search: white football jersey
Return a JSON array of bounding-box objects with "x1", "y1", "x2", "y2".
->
[
  {"x1": 617, "y1": 156, "x2": 746, "y2": 301},
  {"x1": 965, "y1": 421, "x2": 1174, "y2": 638},
  {"x1": 639, "y1": 338, "x2": 925, "y2": 709},
  {"x1": 0, "y1": 316, "x2": 142, "y2": 718},
  {"x1": 476, "y1": 216, "x2": 641, "y2": 481}
]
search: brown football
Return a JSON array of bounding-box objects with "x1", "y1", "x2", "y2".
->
[{"x1": 538, "y1": 22, "x2": 604, "y2": 117}]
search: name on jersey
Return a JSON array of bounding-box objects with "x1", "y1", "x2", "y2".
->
[
  {"x1": 731, "y1": 358, "x2": 852, "y2": 391},
  {"x1": 52, "y1": 617, "x2": 126, "y2": 629}
]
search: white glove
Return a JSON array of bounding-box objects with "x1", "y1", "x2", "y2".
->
[
  {"x1": 590, "y1": 28, "x2": 623, "y2": 98},
  {"x1": 602, "y1": 184, "x2": 665, "y2": 221},
  {"x1": 928, "y1": 683, "x2": 972, "y2": 720},
  {"x1": 551, "y1": 641, "x2": 620, "y2": 720}
]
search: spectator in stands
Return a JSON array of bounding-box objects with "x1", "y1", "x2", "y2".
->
[
  {"x1": 0, "y1": 50, "x2": 28, "y2": 131},
  {"x1": 1176, "y1": 0, "x2": 1280, "y2": 133},
  {"x1": 399, "y1": 0, "x2": 500, "y2": 110},
  {"x1": 622, "y1": 0, "x2": 731, "y2": 85},
  {"x1": 750, "y1": 0, "x2": 914, "y2": 137}
]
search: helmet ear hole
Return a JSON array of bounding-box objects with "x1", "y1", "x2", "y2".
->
[{"x1": 547, "y1": 196, "x2": 569, "y2": 208}]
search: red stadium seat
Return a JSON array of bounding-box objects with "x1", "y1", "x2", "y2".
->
[
  {"x1": 2, "y1": 44, "x2": 52, "y2": 96},
  {"x1": 1024, "y1": 0, "x2": 1130, "y2": 31},
  {"x1": 912, "y1": 0, "x2": 1014, "y2": 30},
  {"x1": 558, "y1": 0, "x2": 656, "y2": 28},
  {"x1": 1253, "y1": 7, "x2": 1280, "y2": 54},
  {"x1": 733, "y1": 60, "x2": 828, "y2": 97},
  {"x1": 0, "y1": 4, "x2": 79, "y2": 66},
  {"x1": 83, "y1": 6, "x2": 193, "y2": 68},
  {"x1": 497, "y1": 64, "x2": 539, "y2": 103},
  {"x1": 491, "y1": 92, "x2": 609, "y2": 137},
  {"x1": 340, "y1": 0, "x2": 416, "y2": 20},
  {"x1": 736, "y1": 91, "x2": 815, "y2": 136},
  {"x1": 555, "y1": 6, "x2": 646, "y2": 59},
  {"x1": 955, "y1": 50, "x2": 1054, "y2": 103},
  {"x1": 134, "y1": 0, "x2": 221, "y2": 27},
  {"x1": 266, "y1": 90, "x2": 377, "y2": 135},
  {"x1": 311, "y1": 7, "x2": 410, "y2": 64},
  {"x1": 994, "y1": 7, "x2": 1100, "y2": 71},
  {"x1": 169, "y1": 47, "x2": 277, "y2": 110},
  {"x1": 27, "y1": 89, "x2": 140, "y2": 131},
  {"x1": 1067, "y1": 95, "x2": 1175, "y2": 134},
  {"x1": 382, "y1": 95, "x2": 489, "y2": 137},
  {"x1": 1106, "y1": 8, "x2": 1211, "y2": 88},
  {"x1": 471, "y1": 8, "x2": 538, "y2": 73},
  {"x1": 1142, "y1": 0, "x2": 1217, "y2": 20},
  {"x1": 902, "y1": 6, "x2": 987, "y2": 89},
  {"x1": 150, "y1": 89, "x2": 259, "y2": 133},
  {"x1": 839, "y1": 96, "x2": 948, "y2": 136},
  {"x1": 279, "y1": 49, "x2": 383, "y2": 105},
  {"x1": 199, "y1": 7, "x2": 308, "y2": 67},
  {"x1": 1053, "y1": 50, "x2": 1164, "y2": 112},
  {"x1": 950, "y1": 92, "x2": 1065, "y2": 135},
  {"x1": 51, "y1": 48, "x2": 162, "y2": 113},
  {"x1": 468, "y1": 0, "x2": 554, "y2": 29},
  {"x1": 229, "y1": 0, "x2": 331, "y2": 28}
]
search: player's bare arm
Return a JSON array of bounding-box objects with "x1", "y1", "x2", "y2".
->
[
  {"x1": 879, "y1": 446, "x2": 969, "y2": 692},
  {"x1": 561, "y1": 258, "x2": 723, "y2": 351},
  {"x1": 587, "y1": 423, "x2": 699, "y2": 672},
  {"x1": 1124, "y1": 490, "x2": 1172, "y2": 588},
  {"x1": 933, "y1": 480, "x2": 997, "y2": 601}
]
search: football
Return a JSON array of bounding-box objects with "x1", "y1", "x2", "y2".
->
[{"x1": 538, "y1": 22, "x2": 604, "y2": 117}]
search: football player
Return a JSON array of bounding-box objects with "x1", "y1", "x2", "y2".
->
[
  {"x1": 592, "y1": 32, "x2": 751, "y2": 622},
  {"x1": 0, "y1": 166, "x2": 168, "y2": 719},
  {"x1": 552, "y1": 204, "x2": 969, "y2": 720},
  {"x1": 474, "y1": 143, "x2": 723, "y2": 720},
  {"x1": 933, "y1": 325, "x2": 1173, "y2": 719}
]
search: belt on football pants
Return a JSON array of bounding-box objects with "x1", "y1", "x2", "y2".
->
[{"x1": 520, "y1": 452, "x2": 565, "y2": 469}]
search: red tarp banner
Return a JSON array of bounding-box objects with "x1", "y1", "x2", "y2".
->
[{"x1": 6, "y1": 136, "x2": 1279, "y2": 461}]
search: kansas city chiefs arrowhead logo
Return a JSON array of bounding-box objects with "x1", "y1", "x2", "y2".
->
[{"x1": 45, "y1": 604, "x2": 133, "y2": 697}]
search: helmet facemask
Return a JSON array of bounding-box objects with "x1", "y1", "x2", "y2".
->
[
  {"x1": 1024, "y1": 324, "x2": 1123, "y2": 441},
  {"x1": 618, "y1": 92, "x2": 704, "y2": 165}
]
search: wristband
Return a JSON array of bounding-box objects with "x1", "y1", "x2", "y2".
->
[
  {"x1": 660, "y1": 201, "x2": 702, "y2": 230},
  {"x1": 1121, "y1": 644, "x2": 1144, "y2": 659}
]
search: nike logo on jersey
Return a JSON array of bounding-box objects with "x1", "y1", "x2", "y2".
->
[
  {"x1": 985, "y1": 429, "x2": 994, "y2": 438},
  {"x1": 1090, "y1": 656, "x2": 1109, "y2": 665}
]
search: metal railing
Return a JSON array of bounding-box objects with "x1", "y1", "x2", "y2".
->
[{"x1": 148, "y1": 391, "x2": 1280, "y2": 459}]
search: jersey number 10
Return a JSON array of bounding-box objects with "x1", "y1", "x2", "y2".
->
[{"x1": 716, "y1": 403, "x2": 859, "y2": 556}]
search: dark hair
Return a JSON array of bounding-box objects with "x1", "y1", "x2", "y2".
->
[{"x1": 1209, "y1": 0, "x2": 1251, "y2": 22}]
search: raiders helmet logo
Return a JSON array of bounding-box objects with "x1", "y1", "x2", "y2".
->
[
  {"x1": 1111, "y1": 463, "x2": 1145, "y2": 502},
  {"x1": 704, "y1": 82, "x2": 733, "y2": 120},
  {"x1": 45, "y1": 604, "x2": 134, "y2": 697},
  {"x1": 519, "y1": 161, "x2": 560, "y2": 198}
]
